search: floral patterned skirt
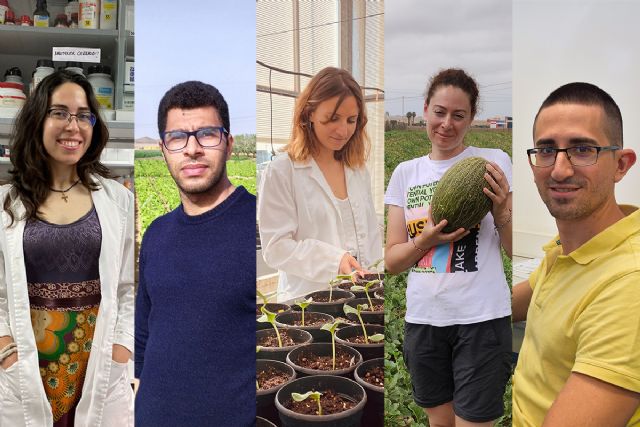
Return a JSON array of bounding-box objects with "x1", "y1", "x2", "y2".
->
[{"x1": 30, "y1": 305, "x2": 99, "y2": 426}]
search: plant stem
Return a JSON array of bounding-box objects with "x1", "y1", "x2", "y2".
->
[
  {"x1": 273, "y1": 323, "x2": 283, "y2": 347},
  {"x1": 331, "y1": 334, "x2": 336, "y2": 370},
  {"x1": 317, "y1": 398, "x2": 322, "y2": 416},
  {"x1": 365, "y1": 289, "x2": 373, "y2": 309},
  {"x1": 358, "y1": 313, "x2": 369, "y2": 344},
  {"x1": 301, "y1": 308, "x2": 305, "y2": 326}
]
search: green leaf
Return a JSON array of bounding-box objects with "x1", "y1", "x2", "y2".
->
[
  {"x1": 350, "y1": 285, "x2": 366, "y2": 291},
  {"x1": 291, "y1": 391, "x2": 322, "y2": 402},
  {"x1": 320, "y1": 320, "x2": 341, "y2": 334},
  {"x1": 295, "y1": 297, "x2": 313, "y2": 310},
  {"x1": 343, "y1": 303, "x2": 359, "y2": 316},
  {"x1": 369, "y1": 333, "x2": 384, "y2": 342}
]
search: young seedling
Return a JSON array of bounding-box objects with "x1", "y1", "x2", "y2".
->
[
  {"x1": 367, "y1": 258, "x2": 384, "y2": 281},
  {"x1": 295, "y1": 297, "x2": 313, "y2": 326},
  {"x1": 344, "y1": 303, "x2": 381, "y2": 344},
  {"x1": 257, "y1": 290, "x2": 269, "y2": 306},
  {"x1": 349, "y1": 279, "x2": 381, "y2": 308},
  {"x1": 320, "y1": 320, "x2": 342, "y2": 370},
  {"x1": 257, "y1": 306, "x2": 282, "y2": 347},
  {"x1": 291, "y1": 391, "x2": 323, "y2": 416}
]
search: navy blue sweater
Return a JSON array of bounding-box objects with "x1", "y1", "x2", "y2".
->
[{"x1": 135, "y1": 187, "x2": 256, "y2": 427}]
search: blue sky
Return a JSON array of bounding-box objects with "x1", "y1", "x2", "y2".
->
[{"x1": 135, "y1": 0, "x2": 256, "y2": 139}]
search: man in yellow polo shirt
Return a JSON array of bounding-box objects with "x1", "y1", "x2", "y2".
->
[{"x1": 512, "y1": 82, "x2": 640, "y2": 426}]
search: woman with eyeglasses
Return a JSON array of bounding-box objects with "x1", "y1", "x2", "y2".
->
[
  {"x1": 385, "y1": 68, "x2": 512, "y2": 426},
  {"x1": 258, "y1": 67, "x2": 382, "y2": 302},
  {"x1": 0, "y1": 70, "x2": 134, "y2": 426}
]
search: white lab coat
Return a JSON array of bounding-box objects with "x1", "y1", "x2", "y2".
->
[
  {"x1": 0, "y1": 176, "x2": 134, "y2": 427},
  {"x1": 258, "y1": 154, "x2": 383, "y2": 302}
]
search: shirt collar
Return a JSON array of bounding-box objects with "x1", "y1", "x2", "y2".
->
[{"x1": 543, "y1": 205, "x2": 640, "y2": 265}]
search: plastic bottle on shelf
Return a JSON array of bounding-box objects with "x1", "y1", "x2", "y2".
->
[
  {"x1": 87, "y1": 65, "x2": 114, "y2": 110},
  {"x1": 65, "y1": 62, "x2": 85, "y2": 76},
  {"x1": 70, "y1": 12, "x2": 78, "y2": 28},
  {"x1": 5, "y1": 9, "x2": 15, "y2": 24},
  {"x1": 100, "y1": 0, "x2": 117, "y2": 30},
  {"x1": 31, "y1": 60, "x2": 54, "y2": 95},
  {"x1": 65, "y1": 0, "x2": 79, "y2": 23},
  {"x1": 4, "y1": 67, "x2": 24, "y2": 89},
  {"x1": 0, "y1": 0, "x2": 9, "y2": 25},
  {"x1": 54, "y1": 13, "x2": 68, "y2": 27},
  {"x1": 79, "y1": 0, "x2": 98, "y2": 29},
  {"x1": 33, "y1": 0, "x2": 50, "y2": 27},
  {"x1": 0, "y1": 82, "x2": 27, "y2": 107}
]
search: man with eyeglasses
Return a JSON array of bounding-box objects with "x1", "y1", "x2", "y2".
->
[
  {"x1": 512, "y1": 82, "x2": 640, "y2": 426},
  {"x1": 134, "y1": 81, "x2": 255, "y2": 426}
]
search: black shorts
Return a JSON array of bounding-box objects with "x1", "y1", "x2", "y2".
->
[{"x1": 403, "y1": 317, "x2": 512, "y2": 423}]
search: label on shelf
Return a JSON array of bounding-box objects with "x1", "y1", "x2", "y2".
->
[{"x1": 53, "y1": 47, "x2": 101, "y2": 63}]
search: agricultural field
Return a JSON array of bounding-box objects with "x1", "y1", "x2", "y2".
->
[
  {"x1": 384, "y1": 128, "x2": 513, "y2": 427},
  {"x1": 135, "y1": 155, "x2": 256, "y2": 238}
]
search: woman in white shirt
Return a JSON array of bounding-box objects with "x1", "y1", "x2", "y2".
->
[
  {"x1": 385, "y1": 68, "x2": 512, "y2": 426},
  {"x1": 0, "y1": 70, "x2": 134, "y2": 426},
  {"x1": 258, "y1": 67, "x2": 382, "y2": 302}
]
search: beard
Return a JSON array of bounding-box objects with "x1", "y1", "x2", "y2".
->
[
  {"x1": 536, "y1": 177, "x2": 610, "y2": 221},
  {"x1": 170, "y1": 160, "x2": 227, "y2": 196}
]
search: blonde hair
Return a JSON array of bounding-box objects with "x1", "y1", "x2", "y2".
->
[{"x1": 285, "y1": 67, "x2": 369, "y2": 168}]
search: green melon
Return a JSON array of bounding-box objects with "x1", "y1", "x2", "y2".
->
[{"x1": 431, "y1": 156, "x2": 492, "y2": 233}]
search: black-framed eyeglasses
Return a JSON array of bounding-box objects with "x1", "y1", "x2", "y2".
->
[
  {"x1": 160, "y1": 126, "x2": 229, "y2": 152},
  {"x1": 47, "y1": 108, "x2": 97, "y2": 128},
  {"x1": 527, "y1": 145, "x2": 621, "y2": 167}
]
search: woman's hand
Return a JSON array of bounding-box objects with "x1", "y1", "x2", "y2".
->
[
  {"x1": 414, "y1": 206, "x2": 469, "y2": 250},
  {"x1": 112, "y1": 344, "x2": 131, "y2": 364},
  {"x1": 338, "y1": 252, "x2": 362, "y2": 275},
  {"x1": 483, "y1": 162, "x2": 511, "y2": 223},
  {"x1": 0, "y1": 336, "x2": 17, "y2": 369}
]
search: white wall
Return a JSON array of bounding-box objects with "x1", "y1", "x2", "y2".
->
[{"x1": 513, "y1": 0, "x2": 640, "y2": 257}]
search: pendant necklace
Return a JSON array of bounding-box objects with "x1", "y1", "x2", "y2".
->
[{"x1": 50, "y1": 179, "x2": 81, "y2": 203}]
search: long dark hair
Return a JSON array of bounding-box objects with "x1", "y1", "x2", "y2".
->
[{"x1": 3, "y1": 70, "x2": 112, "y2": 225}]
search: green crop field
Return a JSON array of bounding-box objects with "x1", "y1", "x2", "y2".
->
[
  {"x1": 384, "y1": 129, "x2": 513, "y2": 427},
  {"x1": 135, "y1": 156, "x2": 256, "y2": 238}
]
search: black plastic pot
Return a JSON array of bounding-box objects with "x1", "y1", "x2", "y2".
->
[
  {"x1": 335, "y1": 324, "x2": 384, "y2": 361},
  {"x1": 335, "y1": 281, "x2": 383, "y2": 300},
  {"x1": 257, "y1": 328, "x2": 313, "y2": 362},
  {"x1": 257, "y1": 359, "x2": 297, "y2": 424},
  {"x1": 275, "y1": 375, "x2": 367, "y2": 426},
  {"x1": 257, "y1": 303, "x2": 292, "y2": 330},
  {"x1": 354, "y1": 358, "x2": 384, "y2": 427},
  {"x1": 373, "y1": 287, "x2": 384, "y2": 300},
  {"x1": 344, "y1": 298, "x2": 384, "y2": 325},
  {"x1": 276, "y1": 311, "x2": 335, "y2": 343},
  {"x1": 256, "y1": 415, "x2": 277, "y2": 427},
  {"x1": 286, "y1": 342, "x2": 362, "y2": 379},
  {"x1": 303, "y1": 290, "x2": 355, "y2": 318},
  {"x1": 357, "y1": 272, "x2": 384, "y2": 285}
]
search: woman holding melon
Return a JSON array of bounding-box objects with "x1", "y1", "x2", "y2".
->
[{"x1": 385, "y1": 68, "x2": 512, "y2": 426}]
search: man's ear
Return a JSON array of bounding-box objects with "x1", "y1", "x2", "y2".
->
[
  {"x1": 614, "y1": 148, "x2": 637, "y2": 183},
  {"x1": 159, "y1": 140, "x2": 167, "y2": 162},
  {"x1": 226, "y1": 134, "x2": 234, "y2": 161}
]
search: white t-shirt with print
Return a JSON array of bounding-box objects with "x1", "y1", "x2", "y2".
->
[{"x1": 385, "y1": 146, "x2": 512, "y2": 326}]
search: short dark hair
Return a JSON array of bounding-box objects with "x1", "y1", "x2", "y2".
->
[
  {"x1": 533, "y1": 82, "x2": 623, "y2": 147},
  {"x1": 4, "y1": 70, "x2": 111, "y2": 224},
  {"x1": 425, "y1": 68, "x2": 480, "y2": 118},
  {"x1": 157, "y1": 81, "x2": 230, "y2": 135}
]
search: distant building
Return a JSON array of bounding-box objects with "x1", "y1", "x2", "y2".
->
[{"x1": 487, "y1": 116, "x2": 513, "y2": 129}]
